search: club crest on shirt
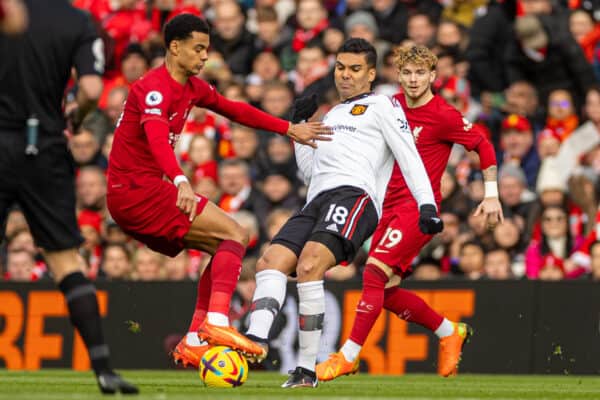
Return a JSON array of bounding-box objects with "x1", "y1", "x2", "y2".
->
[
  {"x1": 145, "y1": 91, "x2": 163, "y2": 106},
  {"x1": 412, "y1": 126, "x2": 423, "y2": 142},
  {"x1": 350, "y1": 104, "x2": 368, "y2": 116}
]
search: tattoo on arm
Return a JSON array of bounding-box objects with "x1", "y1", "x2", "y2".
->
[{"x1": 483, "y1": 166, "x2": 497, "y2": 182}]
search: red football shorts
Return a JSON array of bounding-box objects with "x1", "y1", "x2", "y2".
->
[
  {"x1": 107, "y1": 177, "x2": 208, "y2": 257},
  {"x1": 369, "y1": 205, "x2": 433, "y2": 278}
]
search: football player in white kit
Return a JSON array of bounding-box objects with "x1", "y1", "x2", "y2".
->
[{"x1": 244, "y1": 38, "x2": 442, "y2": 388}]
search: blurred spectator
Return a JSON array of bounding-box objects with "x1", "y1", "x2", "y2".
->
[
  {"x1": 183, "y1": 135, "x2": 218, "y2": 185},
  {"x1": 211, "y1": 0, "x2": 255, "y2": 76},
  {"x1": 4, "y1": 249, "x2": 36, "y2": 282},
  {"x1": 499, "y1": 163, "x2": 534, "y2": 220},
  {"x1": 458, "y1": 240, "x2": 485, "y2": 279},
  {"x1": 441, "y1": 0, "x2": 487, "y2": 29},
  {"x1": 102, "y1": 132, "x2": 114, "y2": 160},
  {"x1": 544, "y1": 88, "x2": 578, "y2": 141},
  {"x1": 589, "y1": 240, "x2": 600, "y2": 280},
  {"x1": 501, "y1": 81, "x2": 544, "y2": 133},
  {"x1": 253, "y1": 6, "x2": 293, "y2": 58},
  {"x1": 70, "y1": 127, "x2": 108, "y2": 169},
  {"x1": 440, "y1": 167, "x2": 470, "y2": 219},
  {"x1": 289, "y1": 42, "x2": 332, "y2": 97},
  {"x1": 77, "y1": 166, "x2": 107, "y2": 213},
  {"x1": 537, "y1": 254, "x2": 565, "y2": 280},
  {"x1": 411, "y1": 257, "x2": 442, "y2": 280},
  {"x1": 99, "y1": 43, "x2": 149, "y2": 109},
  {"x1": 344, "y1": 10, "x2": 389, "y2": 65},
  {"x1": 251, "y1": 51, "x2": 284, "y2": 83},
  {"x1": 230, "y1": 256, "x2": 257, "y2": 326},
  {"x1": 493, "y1": 217, "x2": 525, "y2": 256},
  {"x1": 525, "y1": 205, "x2": 583, "y2": 279},
  {"x1": 262, "y1": 135, "x2": 299, "y2": 185},
  {"x1": 290, "y1": 0, "x2": 329, "y2": 53},
  {"x1": 133, "y1": 246, "x2": 166, "y2": 281},
  {"x1": 230, "y1": 124, "x2": 262, "y2": 179},
  {"x1": 260, "y1": 81, "x2": 294, "y2": 120},
  {"x1": 499, "y1": 114, "x2": 540, "y2": 188},
  {"x1": 217, "y1": 159, "x2": 269, "y2": 221},
  {"x1": 466, "y1": 0, "x2": 512, "y2": 96},
  {"x1": 104, "y1": 221, "x2": 129, "y2": 245},
  {"x1": 368, "y1": 0, "x2": 441, "y2": 45},
  {"x1": 536, "y1": 128, "x2": 561, "y2": 160},
  {"x1": 77, "y1": 209, "x2": 103, "y2": 279},
  {"x1": 569, "y1": 9, "x2": 600, "y2": 77},
  {"x1": 483, "y1": 247, "x2": 514, "y2": 280},
  {"x1": 164, "y1": 250, "x2": 192, "y2": 281},
  {"x1": 260, "y1": 170, "x2": 303, "y2": 213},
  {"x1": 200, "y1": 50, "x2": 234, "y2": 86},
  {"x1": 101, "y1": 243, "x2": 133, "y2": 280},
  {"x1": 407, "y1": 12, "x2": 436, "y2": 47},
  {"x1": 103, "y1": 86, "x2": 128, "y2": 128},
  {"x1": 435, "y1": 20, "x2": 466, "y2": 55},
  {"x1": 506, "y1": 14, "x2": 596, "y2": 109}
]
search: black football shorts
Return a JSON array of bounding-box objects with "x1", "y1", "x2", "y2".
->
[{"x1": 271, "y1": 185, "x2": 378, "y2": 264}]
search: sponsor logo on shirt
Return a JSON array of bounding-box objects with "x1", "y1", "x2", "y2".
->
[
  {"x1": 145, "y1": 91, "x2": 163, "y2": 106},
  {"x1": 331, "y1": 124, "x2": 357, "y2": 133},
  {"x1": 350, "y1": 104, "x2": 368, "y2": 116},
  {"x1": 144, "y1": 108, "x2": 161, "y2": 115}
]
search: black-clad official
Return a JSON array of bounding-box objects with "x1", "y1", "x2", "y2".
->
[{"x1": 0, "y1": 0, "x2": 137, "y2": 394}]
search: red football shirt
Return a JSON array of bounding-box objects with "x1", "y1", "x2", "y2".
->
[
  {"x1": 384, "y1": 94, "x2": 484, "y2": 210},
  {"x1": 108, "y1": 65, "x2": 288, "y2": 186}
]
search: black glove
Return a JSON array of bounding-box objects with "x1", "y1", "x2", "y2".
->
[
  {"x1": 291, "y1": 94, "x2": 318, "y2": 123},
  {"x1": 419, "y1": 204, "x2": 444, "y2": 234}
]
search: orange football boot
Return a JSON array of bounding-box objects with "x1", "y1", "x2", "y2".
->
[
  {"x1": 438, "y1": 322, "x2": 473, "y2": 377},
  {"x1": 172, "y1": 336, "x2": 210, "y2": 368},
  {"x1": 197, "y1": 320, "x2": 267, "y2": 358},
  {"x1": 316, "y1": 352, "x2": 359, "y2": 381}
]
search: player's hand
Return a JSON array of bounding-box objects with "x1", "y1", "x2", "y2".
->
[
  {"x1": 473, "y1": 197, "x2": 504, "y2": 230},
  {"x1": 291, "y1": 94, "x2": 319, "y2": 123},
  {"x1": 287, "y1": 122, "x2": 333, "y2": 149},
  {"x1": 176, "y1": 181, "x2": 198, "y2": 222},
  {"x1": 418, "y1": 204, "x2": 444, "y2": 234}
]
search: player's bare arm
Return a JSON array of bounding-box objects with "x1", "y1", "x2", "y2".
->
[{"x1": 474, "y1": 165, "x2": 504, "y2": 229}]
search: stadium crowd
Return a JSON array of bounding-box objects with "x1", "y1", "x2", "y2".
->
[{"x1": 3, "y1": 0, "x2": 600, "y2": 284}]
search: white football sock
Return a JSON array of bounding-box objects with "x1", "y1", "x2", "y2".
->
[
  {"x1": 340, "y1": 339, "x2": 362, "y2": 362},
  {"x1": 246, "y1": 269, "x2": 288, "y2": 340},
  {"x1": 434, "y1": 318, "x2": 455, "y2": 338},
  {"x1": 297, "y1": 280, "x2": 325, "y2": 372},
  {"x1": 185, "y1": 332, "x2": 207, "y2": 347},
  {"x1": 206, "y1": 312, "x2": 229, "y2": 327}
]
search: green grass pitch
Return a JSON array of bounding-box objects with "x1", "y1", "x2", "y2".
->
[{"x1": 1, "y1": 370, "x2": 599, "y2": 400}]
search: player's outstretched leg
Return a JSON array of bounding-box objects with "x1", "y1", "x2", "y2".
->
[
  {"x1": 173, "y1": 261, "x2": 212, "y2": 368},
  {"x1": 197, "y1": 240, "x2": 266, "y2": 357},
  {"x1": 317, "y1": 263, "x2": 388, "y2": 381},
  {"x1": 383, "y1": 286, "x2": 473, "y2": 376}
]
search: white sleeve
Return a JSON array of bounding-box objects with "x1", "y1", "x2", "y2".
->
[
  {"x1": 294, "y1": 141, "x2": 314, "y2": 185},
  {"x1": 377, "y1": 100, "x2": 436, "y2": 208}
]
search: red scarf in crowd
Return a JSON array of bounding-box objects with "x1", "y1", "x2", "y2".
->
[{"x1": 292, "y1": 18, "x2": 329, "y2": 52}]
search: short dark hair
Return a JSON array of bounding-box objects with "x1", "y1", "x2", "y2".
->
[
  {"x1": 164, "y1": 14, "x2": 210, "y2": 48},
  {"x1": 337, "y1": 38, "x2": 377, "y2": 68}
]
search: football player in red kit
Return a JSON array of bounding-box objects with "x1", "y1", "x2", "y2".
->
[
  {"x1": 107, "y1": 14, "x2": 331, "y2": 366},
  {"x1": 317, "y1": 45, "x2": 503, "y2": 380}
]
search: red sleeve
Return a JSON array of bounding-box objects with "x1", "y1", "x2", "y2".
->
[
  {"x1": 473, "y1": 135, "x2": 497, "y2": 170},
  {"x1": 143, "y1": 119, "x2": 184, "y2": 182},
  {"x1": 194, "y1": 80, "x2": 289, "y2": 134},
  {"x1": 440, "y1": 107, "x2": 483, "y2": 151}
]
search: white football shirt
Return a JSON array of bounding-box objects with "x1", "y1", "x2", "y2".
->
[{"x1": 294, "y1": 92, "x2": 434, "y2": 217}]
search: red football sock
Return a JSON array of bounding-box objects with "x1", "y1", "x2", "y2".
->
[
  {"x1": 187, "y1": 261, "x2": 212, "y2": 332},
  {"x1": 383, "y1": 287, "x2": 443, "y2": 332},
  {"x1": 349, "y1": 264, "x2": 389, "y2": 345},
  {"x1": 208, "y1": 240, "x2": 245, "y2": 316}
]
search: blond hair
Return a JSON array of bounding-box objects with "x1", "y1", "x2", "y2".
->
[{"x1": 393, "y1": 45, "x2": 437, "y2": 71}]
